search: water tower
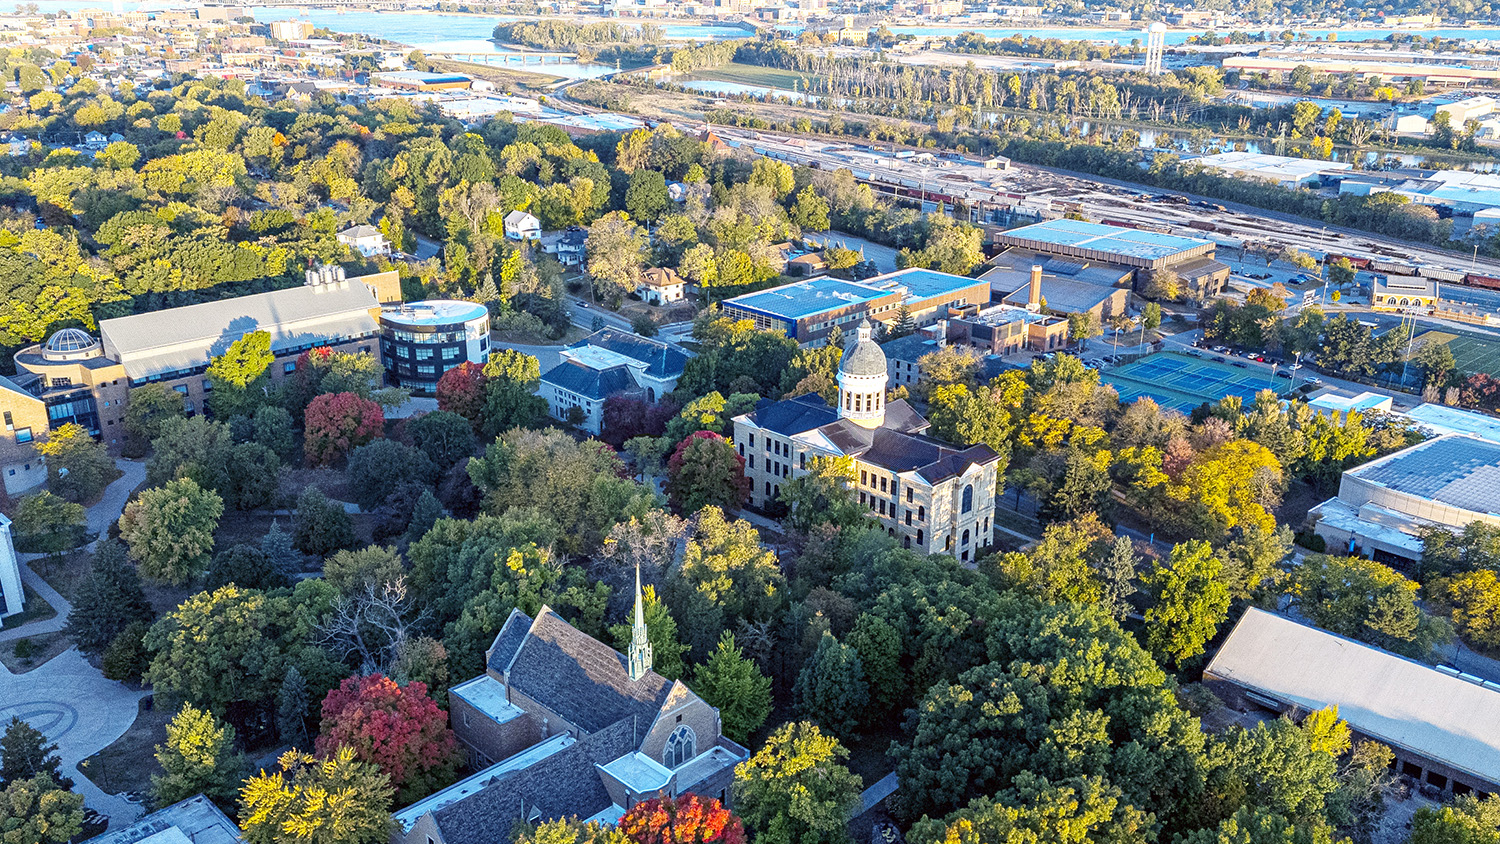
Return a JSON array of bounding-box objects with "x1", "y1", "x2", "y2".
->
[{"x1": 1145, "y1": 21, "x2": 1166, "y2": 75}]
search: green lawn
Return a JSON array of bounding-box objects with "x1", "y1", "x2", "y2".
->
[
  {"x1": 1413, "y1": 329, "x2": 1500, "y2": 377},
  {"x1": 688, "y1": 63, "x2": 809, "y2": 90}
]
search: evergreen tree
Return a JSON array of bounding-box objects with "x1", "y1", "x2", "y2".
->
[
  {"x1": 845, "y1": 612, "x2": 903, "y2": 717},
  {"x1": 406, "y1": 489, "x2": 445, "y2": 545},
  {"x1": 889, "y1": 303, "x2": 915, "y2": 338},
  {"x1": 151, "y1": 704, "x2": 245, "y2": 810},
  {"x1": 0, "y1": 718, "x2": 70, "y2": 790},
  {"x1": 793, "y1": 632, "x2": 869, "y2": 739},
  {"x1": 277, "y1": 666, "x2": 311, "y2": 750},
  {"x1": 474, "y1": 273, "x2": 501, "y2": 308},
  {"x1": 692, "y1": 632, "x2": 771, "y2": 744},
  {"x1": 1097, "y1": 536, "x2": 1140, "y2": 624},
  {"x1": 260, "y1": 519, "x2": 303, "y2": 581},
  {"x1": 65, "y1": 540, "x2": 154, "y2": 653}
]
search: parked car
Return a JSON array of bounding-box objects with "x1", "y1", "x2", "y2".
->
[
  {"x1": 1212, "y1": 356, "x2": 1226, "y2": 363},
  {"x1": 1232, "y1": 361, "x2": 1248, "y2": 369},
  {"x1": 1276, "y1": 371, "x2": 1294, "y2": 379}
]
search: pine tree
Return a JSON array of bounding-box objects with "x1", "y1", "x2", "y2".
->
[
  {"x1": 890, "y1": 303, "x2": 915, "y2": 338},
  {"x1": 793, "y1": 631, "x2": 869, "y2": 739},
  {"x1": 277, "y1": 667, "x2": 310, "y2": 750},
  {"x1": 692, "y1": 632, "x2": 771, "y2": 744},
  {"x1": 473, "y1": 272, "x2": 501, "y2": 309},
  {"x1": 65, "y1": 540, "x2": 154, "y2": 653},
  {"x1": 1098, "y1": 536, "x2": 1140, "y2": 623},
  {"x1": 151, "y1": 704, "x2": 245, "y2": 811},
  {"x1": 260, "y1": 519, "x2": 303, "y2": 581},
  {"x1": 405, "y1": 490, "x2": 444, "y2": 545},
  {"x1": 0, "y1": 718, "x2": 71, "y2": 790}
]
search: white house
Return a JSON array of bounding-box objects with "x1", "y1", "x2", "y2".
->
[
  {"x1": 636, "y1": 267, "x2": 686, "y2": 305},
  {"x1": 337, "y1": 224, "x2": 392, "y2": 257},
  {"x1": 83, "y1": 130, "x2": 107, "y2": 149},
  {"x1": 0, "y1": 514, "x2": 23, "y2": 620},
  {"x1": 7, "y1": 137, "x2": 29, "y2": 157},
  {"x1": 504, "y1": 210, "x2": 541, "y2": 241}
]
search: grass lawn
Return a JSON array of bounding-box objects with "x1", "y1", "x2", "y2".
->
[
  {"x1": 689, "y1": 62, "x2": 807, "y2": 90},
  {"x1": 1, "y1": 631, "x2": 71, "y2": 673},
  {"x1": 78, "y1": 697, "x2": 170, "y2": 800},
  {"x1": 428, "y1": 58, "x2": 563, "y2": 91},
  {"x1": 1413, "y1": 329, "x2": 1500, "y2": 377}
]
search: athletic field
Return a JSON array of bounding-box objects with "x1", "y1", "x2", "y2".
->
[
  {"x1": 1412, "y1": 329, "x2": 1500, "y2": 378},
  {"x1": 1102, "y1": 351, "x2": 1294, "y2": 414}
]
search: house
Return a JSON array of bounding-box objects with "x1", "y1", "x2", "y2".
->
[
  {"x1": 786, "y1": 253, "x2": 828, "y2": 277},
  {"x1": 636, "y1": 267, "x2": 686, "y2": 305},
  {"x1": 539, "y1": 329, "x2": 689, "y2": 433},
  {"x1": 7, "y1": 137, "x2": 29, "y2": 157},
  {"x1": 504, "y1": 210, "x2": 541, "y2": 241},
  {"x1": 337, "y1": 223, "x2": 391, "y2": 258},
  {"x1": 732, "y1": 321, "x2": 1002, "y2": 560},
  {"x1": 83, "y1": 130, "x2": 107, "y2": 149},
  {"x1": 394, "y1": 580, "x2": 749, "y2": 844},
  {"x1": 667, "y1": 181, "x2": 689, "y2": 202},
  {"x1": 541, "y1": 226, "x2": 588, "y2": 268}
]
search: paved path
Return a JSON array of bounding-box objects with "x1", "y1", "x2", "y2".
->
[
  {"x1": 0, "y1": 649, "x2": 150, "y2": 825},
  {"x1": 856, "y1": 772, "x2": 899, "y2": 816},
  {"x1": 0, "y1": 560, "x2": 71, "y2": 643},
  {"x1": 87, "y1": 460, "x2": 146, "y2": 541}
]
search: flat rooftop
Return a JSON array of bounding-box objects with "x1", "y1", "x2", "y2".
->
[
  {"x1": 449, "y1": 675, "x2": 524, "y2": 725},
  {"x1": 1404, "y1": 403, "x2": 1500, "y2": 444},
  {"x1": 89, "y1": 795, "x2": 243, "y2": 844},
  {"x1": 380, "y1": 300, "x2": 489, "y2": 327},
  {"x1": 865, "y1": 267, "x2": 986, "y2": 302},
  {"x1": 1348, "y1": 434, "x2": 1500, "y2": 516},
  {"x1": 722, "y1": 277, "x2": 895, "y2": 321},
  {"x1": 1208, "y1": 607, "x2": 1500, "y2": 786},
  {"x1": 375, "y1": 71, "x2": 471, "y2": 83},
  {"x1": 996, "y1": 219, "x2": 1211, "y2": 262},
  {"x1": 1194, "y1": 150, "x2": 1353, "y2": 179}
]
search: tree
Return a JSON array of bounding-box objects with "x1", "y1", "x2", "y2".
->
[
  {"x1": 207, "y1": 330, "x2": 274, "y2": 417},
  {"x1": 670, "y1": 508, "x2": 785, "y2": 658},
  {"x1": 11, "y1": 492, "x2": 84, "y2": 560},
  {"x1": 238, "y1": 748, "x2": 394, "y2": 844},
  {"x1": 0, "y1": 774, "x2": 83, "y2": 844},
  {"x1": 1413, "y1": 339, "x2": 1457, "y2": 387},
  {"x1": 142, "y1": 585, "x2": 283, "y2": 712},
  {"x1": 515, "y1": 819, "x2": 628, "y2": 844},
  {"x1": 251, "y1": 406, "x2": 298, "y2": 459},
  {"x1": 480, "y1": 350, "x2": 547, "y2": 437},
  {"x1": 906, "y1": 775, "x2": 1152, "y2": 844},
  {"x1": 261, "y1": 519, "x2": 303, "y2": 581},
  {"x1": 66, "y1": 540, "x2": 154, "y2": 653},
  {"x1": 665, "y1": 431, "x2": 749, "y2": 515},
  {"x1": 151, "y1": 703, "x2": 245, "y2": 810},
  {"x1": 118, "y1": 477, "x2": 224, "y2": 586},
  {"x1": 206, "y1": 544, "x2": 291, "y2": 592},
  {"x1": 36, "y1": 423, "x2": 115, "y2": 503},
  {"x1": 693, "y1": 632, "x2": 771, "y2": 744},
  {"x1": 124, "y1": 383, "x2": 186, "y2": 447},
  {"x1": 102, "y1": 621, "x2": 152, "y2": 683},
  {"x1": 1288, "y1": 555, "x2": 1450, "y2": 658},
  {"x1": 1141, "y1": 301, "x2": 1162, "y2": 331},
  {"x1": 610, "y1": 586, "x2": 688, "y2": 681},
  {"x1": 1431, "y1": 569, "x2": 1500, "y2": 653},
  {"x1": 625, "y1": 170, "x2": 669, "y2": 223},
  {"x1": 733, "y1": 722, "x2": 862, "y2": 844},
  {"x1": 404, "y1": 411, "x2": 476, "y2": 472},
  {"x1": 619, "y1": 794, "x2": 746, "y2": 844},
  {"x1": 0, "y1": 719, "x2": 69, "y2": 790},
  {"x1": 293, "y1": 486, "x2": 355, "y2": 558},
  {"x1": 305, "y1": 392, "x2": 385, "y2": 466},
  {"x1": 345, "y1": 440, "x2": 435, "y2": 512},
  {"x1": 790, "y1": 186, "x2": 830, "y2": 232},
  {"x1": 315, "y1": 674, "x2": 461, "y2": 803},
  {"x1": 777, "y1": 455, "x2": 865, "y2": 535},
  {"x1": 435, "y1": 362, "x2": 487, "y2": 425},
  {"x1": 278, "y1": 666, "x2": 311, "y2": 750},
  {"x1": 1098, "y1": 535, "x2": 1140, "y2": 624},
  {"x1": 1408, "y1": 795, "x2": 1500, "y2": 844},
  {"x1": 323, "y1": 547, "x2": 404, "y2": 596},
  {"x1": 1143, "y1": 540, "x2": 1230, "y2": 665},
  {"x1": 1142, "y1": 269, "x2": 1180, "y2": 301},
  {"x1": 586, "y1": 211, "x2": 648, "y2": 303},
  {"x1": 793, "y1": 632, "x2": 869, "y2": 739}
]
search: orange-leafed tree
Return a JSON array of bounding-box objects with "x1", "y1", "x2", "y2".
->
[
  {"x1": 304, "y1": 391, "x2": 384, "y2": 465},
  {"x1": 619, "y1": 794, "x2": 746, "y2": 844},
  {"x1": 314, "y1": 673, "x2": 461, "y2": 803}
]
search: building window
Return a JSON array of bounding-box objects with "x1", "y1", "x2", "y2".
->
[
  {"x1": 749, "y1": 434, "x2": 755, "y2": 448},
  {"x1": 916, "y1": 529, "x2": 924, "y2": 545},
  {"x1": 918, "y1": 505, "x2": 925, "y2": 521},
  {"x1": 14, "y1": 428, "x2": 31, "y2": 444},
  {"x1": 800, "y1": 453, "x2": 806, "y2": 469},
  {"x1": 906, "y1": 511, "x2": 912, "y2": 526},
  {"x1": 880, "y1": 477, "x2": 888, "y2": 492},
  {"x1": 962, "y1": 484, "x2": 974, "y2": 514},
  {"x1": 173, "y1": 385, "x2": 188, "y2": 395},
  {"x1": 907, "y1": 488, "x2": 913, "y2": 502},
  {"x1": 748, "y1": 456, "x2": 755, "y2": 470},
  {"x1": 962, "y1": 529, "x2": 970, "y2": 547},
  {"x1": 2, "y1": 411, "x2": 11, "y2": 430},
  {"x1": 284, "y1": 362, "x2": 296, "y2": 374}
]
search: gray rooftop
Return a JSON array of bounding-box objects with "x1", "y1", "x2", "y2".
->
[
  {"x1": 99, "y1": 282, "x2": 379, "y2": 381},
  {"x1": 1208, "y1": 607, "x2": 1500, "y2": 786},
  {"x1": 722, "y1": 277, "x2": 894, "y2": 321},
  {"x1": 1350, "y1": 434, "x2": 1500, "y2": 516},
  {"x1": 996, "y1": 219, "x2": 1211, "y2": 262},
  {"x1": 88, "y1": 795, "x2": 243, "y2": 844}
]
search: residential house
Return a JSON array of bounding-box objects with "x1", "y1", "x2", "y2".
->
[
  {"x1": 505, "y1": 210, "x2": 542, "y2": 241},
  {"x1": 337, "y1": 224, "x2": 392, "y2": 258},
  {"x1": 636, "y1": 267, "x2": 686, "y2": 305}
]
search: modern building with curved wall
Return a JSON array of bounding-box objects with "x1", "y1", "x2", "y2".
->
[{"x1": 379, "y1": 300, "x2": 491, "y2": 392}]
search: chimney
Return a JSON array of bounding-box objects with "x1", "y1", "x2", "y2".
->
[{"x1": 1027, "y1": 265, "x2": 1043, "y2": 310}]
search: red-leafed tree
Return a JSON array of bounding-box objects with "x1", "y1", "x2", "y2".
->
[
  {"x1": 435, "y1": 362, "x2": 488, "y2": 428},
  {"x1": 1460, "y1": 372, "x2": 1500, "y2": 411},
  {"x1": 314, "y1": 673, "x2": 461, "y2": 803},
  {"x1": 620, "y1": 794, "x2": 745, "y2": 844},
  {"x1": 601, "y1": 396, "x2": 679, "y2": 447},
  {"x1": 304, "y1": 392, "x2": 384, "y2": 466},
  {"x1": 665, "y1": 431, "x2": 749, "y2": 515}
]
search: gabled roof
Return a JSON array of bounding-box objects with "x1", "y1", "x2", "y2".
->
[
  {"x1": 743, "y1": 393, "x2": 839, "y2": 437},
  {"x1": 505, "y1": 209, "x2": 539, "y2": 226},
  {"x1": 540, "y1": 360, "x2": 640, "y2": 401},
  {"x1": 486, "y1": 608, "x2": 533, "y2": 676},
  {"x1": 502, "y1": 607, "x2": 674, "y2": 734},
  {"x1": 639, "y1": 267, "x2": 685, "y2": 289},
  {"x1": 570, "y1": 328, "x2": 687, "y2": 379},
  {"x1": 339, "y1": 224, "x2": 381, "y2": 239}
]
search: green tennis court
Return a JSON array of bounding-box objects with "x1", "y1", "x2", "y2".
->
[
  {"x1": 1102, "y1": 351, "x2": 1294, "y2": 414},
  {"x1": 1412, "y1": 329, "x2": 1500, "y2": 378}
]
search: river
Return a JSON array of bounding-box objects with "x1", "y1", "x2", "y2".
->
[{"x1": 885, "y1": 24, "x2": 1500, "y2": 44}]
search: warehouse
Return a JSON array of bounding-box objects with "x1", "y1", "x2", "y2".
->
[
  {"x1": 1206, "y1": 608, "x2": 1500, "y2": 795},
  {"x1": 372, "y1": 71, "x2": 475, "y2": 91},
  {"x1": 1192, "y1": 151, "x2": 1352, "y2": 189},
  {"x1": 992, "y1": 219, "x2": 1218, "y2": 272}
]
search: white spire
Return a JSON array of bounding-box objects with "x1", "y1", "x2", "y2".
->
[{"x1": 628, "y1": 563, "x2": 653, "y2": 681}]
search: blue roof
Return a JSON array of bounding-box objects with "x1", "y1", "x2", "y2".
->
[
  {"x1": 998, "y1": 219, "x2": 1210, "y2": 261},
  {"x1": 866, "y1": 268, "x2": 985, "y2": 303},
  {"x1": 541, "y1": 360, "x2": 638, "y2": 401},
  {"x1": 723, "y1": 277, "x2": 893, "y2": 321},
  {"x1": 568, "y1": 328, "x2": 687, "y2": 379}
]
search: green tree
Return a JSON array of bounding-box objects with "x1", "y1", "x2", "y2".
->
[
  {"x1": 0, "y1": 774, "x2": 83, "y2": 844},
  {"x1": 277, "y1": 665, "x2": 312, "y2": 750},
  {"x1": 207, "y1": 330, "x2": 274, "y2": 417},
  {"x1": 733, "y1": 722, "x2": 862, "y2": 844},
  {"x1": 124, "y1": 383, "x2": 186, "y2": 447},
  {"x1": 1431, "y1": 569, "x2": 1500, "y2": 653},
  {"x1": 10, "y1": 492, "x2": 84, "y2": 560},
  {"x1": 151, "y1": 703, "x2": 245, "y2": 810},
  {"x1": 665, "y1": 432, "x2": 748, "y2": 515},
  {"x1": 238, "y1": 748, "x2": 394, "y2": 844},
  {"x1": 36, "y1": 423, "x2": 115, "y2": 503},
  {"x1": 610, "y1": 585, "x2": 688, "y2": 680},
  {"x1": 778, "y1": 455, "x2": 865, "y2": 535},
  {"x1": 790, "y1": 186, "x2": 830, "y2": 232},
  {"x1": 1098, "y1": 535, "x2": 1140, "y2": 624},
  {"x1": 1141, "y1": 301, "x2": 1162, "y2": 331},
  {"x1": 1289, "y1": 554, "x2": 1450, "y2": 658},
  {"x1": 1413, "y1": 339, "x2": 1457, "y2": 387},
  {"x1": 907, "y1": 774, "x2": 1151, "y2": 844},
  {"x1": 793, "y1": 631, "x2": 869, "y2": 739},
  {"x1": 0, "y1": 719, "x2": 69, "y2": 789},
  {"x1": 292, "y1": 486, "x2": 355, "y2": 558},
  {"x1": 480, "y1": 350, "x2": 547, "y2": 438},
  {"x1": 65, "y1": 540, "x2": 154, "y2": 653},
  {"x1": 118, "y1": 477, "x2": 224, "y2": 586},
  {"x1": 670, "y1": 508, "x2": 785, "y2": 658},
  {"x1": 1408, "y1": 795, "x2": 1500, "y2": 844},
  {"x1": 404, "y1": 411, "x2": 476, "y2": 472},
  {"x1": 625, "y1": 169, "x2": 669, "y2": 223},
  {"x1": 143, "y1": 586, "x2": 283, "y2": 712},
  {"x1": 693, "y1": 632, "x2": 771, "y2": 744},
  {"x1": 1143, "y1": 540, "x2": 1230, "y2": 665},
  {"x1": 586, "y1": 211, "x2": 648, "y2": 303}
]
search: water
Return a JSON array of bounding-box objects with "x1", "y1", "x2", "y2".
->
[
  {"x1": 680, "y1": 79, "x2": 817, "y2": 102},
  {"x1": 887, "y1": 24, "x2": 1500, "y2": 45}
]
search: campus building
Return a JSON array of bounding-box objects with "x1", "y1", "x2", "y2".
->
[
  {"x1": 732, "y1": 321, "x2": 1003, "y2": 561},
  {"x1": 378, "y1": 300, "x2": 492, "y2": 393},
  {"x1": 89, "y1": 795, "x2": 244, "y2": 844},
  {"x1": 1206, "y1": 607, "x2": 1500, "y2": 795},
  {"x1": 372, "y1": 71, "x2": 475, "y2": 91},
  {"x1": 719, "y1": 268, "x2": 991, "y2": 347},
  {"x1": 987, "y1": 219, "x2": 1230, "y2": 302},
  {"x1": 0, "y1": 269, "x2": 399, "y2": 484},
  {"x1": 1310, "y1": 433, "x2": 1500, "y2": 564},
  {"x1": 0, "y1": 514, "x2": 22, "y2": 619},
  {"x1": 539, "y1": 329, "x2": 689, "y2": 435},
  {"x1": 395, "y1": 579, "x2": 748, "y2": 844}
]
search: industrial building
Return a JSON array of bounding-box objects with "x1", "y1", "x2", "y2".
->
[
  {"x1": 378, "y1": 300, "x2": 492, "y2": 393},
  {"x1": 372, "y1": 71, "x2": 475, "y2": 91},
  {"x1": 1223, "y1": 54, "x2": 1500, "y2": 86},
  {"x1": 993, "y1": 219, "x2": 1218, "y2": 272},
  {"x1": 1341, "y1": 170, "x2": 1500, "y2": 217},
  {"x1": 1191, "y1": 151, "x2": 1352, "y2": 189},
  {"x1": 1206, "y1": 607, "x2": 1500, "y2": 795},
  {"x1": 1310, "y1": 433, "x2": 1500, "y2": 563}
]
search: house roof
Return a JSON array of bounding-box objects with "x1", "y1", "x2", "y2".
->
[
  {"x1": 541, "y1": 360, "x2": 640, "y2": 401},
  {"x1": 570, "y1": 328, "x2": 688, "y2": 379},
  {"x1": 338, "y1": 224, "x2": 381, "y2": 239},
  {"x1": 505, "y1": 210, "x2": 538, "y2": 226},
  {"x1": 744, "y1": 393, "x2": 840, "y2": 437},
  {"x1": 639, "y1": 267, "x2": 685, "y2": 289},
  {"x1": 814, "y1": 417, "x2": 997, "y2": 483},
  {"x1": 1207, "y1": 607, "x2": 1500, "y2": 787}
]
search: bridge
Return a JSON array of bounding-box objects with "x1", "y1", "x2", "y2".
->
[{"x1": 436, "y1": 51, "x2": 580, "y2": 65}]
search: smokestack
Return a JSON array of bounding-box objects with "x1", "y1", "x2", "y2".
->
[{"x1": 1028, "y1": 265, "x2": 1043, "y2": 310}]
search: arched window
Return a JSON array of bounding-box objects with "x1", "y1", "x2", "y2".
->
[
  {"x1": 961, "y1": 484, "x2": 974, "y2": 514},
  {"x1": 962, "y1": 529, "x2": 970, "y2": 547},
  {"x1": 916, "y1": 529, "x2": 924, "y2": 545},
  {"x1": 664, "y1": 725, "x2": 696, "y2": 768}
]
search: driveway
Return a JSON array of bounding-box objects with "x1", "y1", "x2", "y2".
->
[{"x1": 0, "y1": 649, "x2": 150, "y2": 825}]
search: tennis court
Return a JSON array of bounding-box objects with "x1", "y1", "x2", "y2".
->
[
  {"x1": 1413, "y1": 329, "x2": 1500, "y2": 378},
  {"x1": 1102, "y1": 351, "x2": 1294, "y2": 414}
]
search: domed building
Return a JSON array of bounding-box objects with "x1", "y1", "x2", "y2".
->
[{"x1": 732, "y1": 320, "x2": 1003, "y2": 562}]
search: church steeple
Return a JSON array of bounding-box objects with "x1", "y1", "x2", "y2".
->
[{"x1": 628, "y1": 564, "x2": 653, "y2": 681}]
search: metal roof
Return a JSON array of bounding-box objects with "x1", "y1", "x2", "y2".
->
[
  {"x1": 1349, "y1": 434, "x2": 1500, "y2": 516},
  {"x1": 997, "y1": 219, "x2": 1212, "y2": 262},
  {"x1": 99, "y1": 282, "x2": 379, "y2": 381},
  {"x1": 864, "y1": 267, "x2": 986, "y2": 302},
  {"x1": 722, "y1": 277, "x2": 894, "y2": 321},
  {"x1": 1208, "y1": 607, "x2": 1500, "y2": 787}
]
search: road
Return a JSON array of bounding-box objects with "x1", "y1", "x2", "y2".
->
[{"x1": 565, "y1": 294, "x2": 633, "y2": 333}]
